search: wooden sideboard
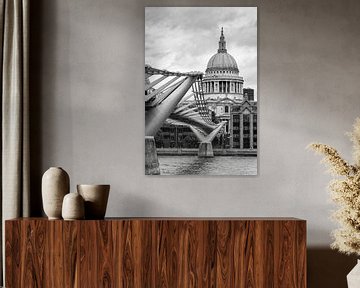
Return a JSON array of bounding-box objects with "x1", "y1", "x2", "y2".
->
[{"x1": 5, "y1": 218, "x2": 306, "y2": 287}]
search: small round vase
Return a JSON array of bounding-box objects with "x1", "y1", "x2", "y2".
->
[
  {"x1": 62, "y1": 192, "x2": 85, "y2": 220},
  {"x1": 42, "y1": 167, "x2": 70, "y2": 219},
  {"x1": 77, "y1": 184, "x2": 110, "y2": 219}
]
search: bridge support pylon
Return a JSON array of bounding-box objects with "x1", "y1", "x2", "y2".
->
[
  {"x1": 145, "y1": 136, "x2": 160, "y2": 175},
  {"x1": 198, "y1": 142, "x2": 214, "y2": 158},
  {"x1": 189, "y1": 121, "x2": 226, "y2": 158}
]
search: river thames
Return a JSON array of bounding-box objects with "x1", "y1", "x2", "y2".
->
[{"x1": 158, "y1": 156, "x2": 257, "y2": 175}]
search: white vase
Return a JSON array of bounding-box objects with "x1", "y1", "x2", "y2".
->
[
  {"x1": 42, "y1": 167, "x2": 70, "y2": 219},
  {"x1": 347, "y1": 259, "x2": 360, "y2": 288},
  {"x1": 62, "y1": 192, "x2": 85, "y2": 220},
  {"x1": 77, "y1": 184, "x2": 110, "y2": 219}
]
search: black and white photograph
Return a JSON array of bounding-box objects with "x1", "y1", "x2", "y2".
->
[{"x1": 145, "y1": 7, "x2": 257, "y2": 175}]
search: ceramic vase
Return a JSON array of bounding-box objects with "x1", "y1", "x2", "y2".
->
[
  {"x1": 62, "y1": 192, "x2": 85, "y2": 220},
  {"x1": 347, "y1": 259, "x2": 360, "y2": 288},
  {"x1": 77, "y1": 184, "x2": 110, "y2": 219},
  {"x1": 42, "y1": 167, "x2": 70, "y2": 219}
]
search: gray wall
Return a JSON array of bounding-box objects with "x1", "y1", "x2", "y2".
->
[{"x1": 30, "y1": 1, "x2": 360, "y2": 285}]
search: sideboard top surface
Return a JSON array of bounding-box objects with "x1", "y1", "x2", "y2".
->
[{"x1": 6, "y1": 217, "x2": 306, "y2": 222}]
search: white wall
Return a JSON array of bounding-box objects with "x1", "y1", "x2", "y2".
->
[{"x1": 34, "y1": 0, "x2": 360, "y2": 247}]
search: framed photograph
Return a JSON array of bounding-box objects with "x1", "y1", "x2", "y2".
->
[{"x1": 145, "y1": 7, "x2": 257, "y2": 175}]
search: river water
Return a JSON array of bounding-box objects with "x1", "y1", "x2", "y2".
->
[{"x1": 158, "y1": 156, "x2": 257, "y2": 176}]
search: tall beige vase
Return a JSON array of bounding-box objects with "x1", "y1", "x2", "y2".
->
[
  {"x1": 77, "y1": 184, "x2": 110, "y2": 219},
  {"x1": 42, "y1": 167, "x2": 70, "y2": 219}
]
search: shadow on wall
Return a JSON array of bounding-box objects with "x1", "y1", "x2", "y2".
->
[{"x1": 308, "y1": 248, "x2": 357, "y2": 288}]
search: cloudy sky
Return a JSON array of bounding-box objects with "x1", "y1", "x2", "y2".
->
[{"x1": 145, "y1": 7, "x2": 257, "y2": 96}]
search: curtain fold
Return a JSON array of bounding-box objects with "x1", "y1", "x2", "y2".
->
[{"x1": 0, "y1": 0, "x2": 30, "y2": 284}]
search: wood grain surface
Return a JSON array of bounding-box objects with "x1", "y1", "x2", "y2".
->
[{"x1": 6, "y1": 218, "x2": 306, "y2": 287}]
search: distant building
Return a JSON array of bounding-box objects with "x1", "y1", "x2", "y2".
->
[
  {"x1": 243, "y1": 88, "x2": 255, "y2": 101},
  {"x1": 230, "y1": 94, "x2": 257, "y2": 149},
  {"x1": 155, "y1": 124, "x2": 198, "y2": 148}
]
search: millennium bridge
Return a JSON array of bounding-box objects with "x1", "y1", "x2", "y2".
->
[{"x1": 145, "y1": 65, "x2": 226, "y2": 175}]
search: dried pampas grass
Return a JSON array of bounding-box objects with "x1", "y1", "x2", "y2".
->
[{"x1": 308, "y1": 118, "x2": 360, "y2": 256}]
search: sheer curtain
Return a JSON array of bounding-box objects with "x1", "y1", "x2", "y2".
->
[{"x1": 0, "y1": 0, "x2": 30, "y2": 284}]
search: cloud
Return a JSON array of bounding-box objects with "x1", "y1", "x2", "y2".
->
[{"x1": 145, "y1": 7, "x2": 257, "y2": 96}]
